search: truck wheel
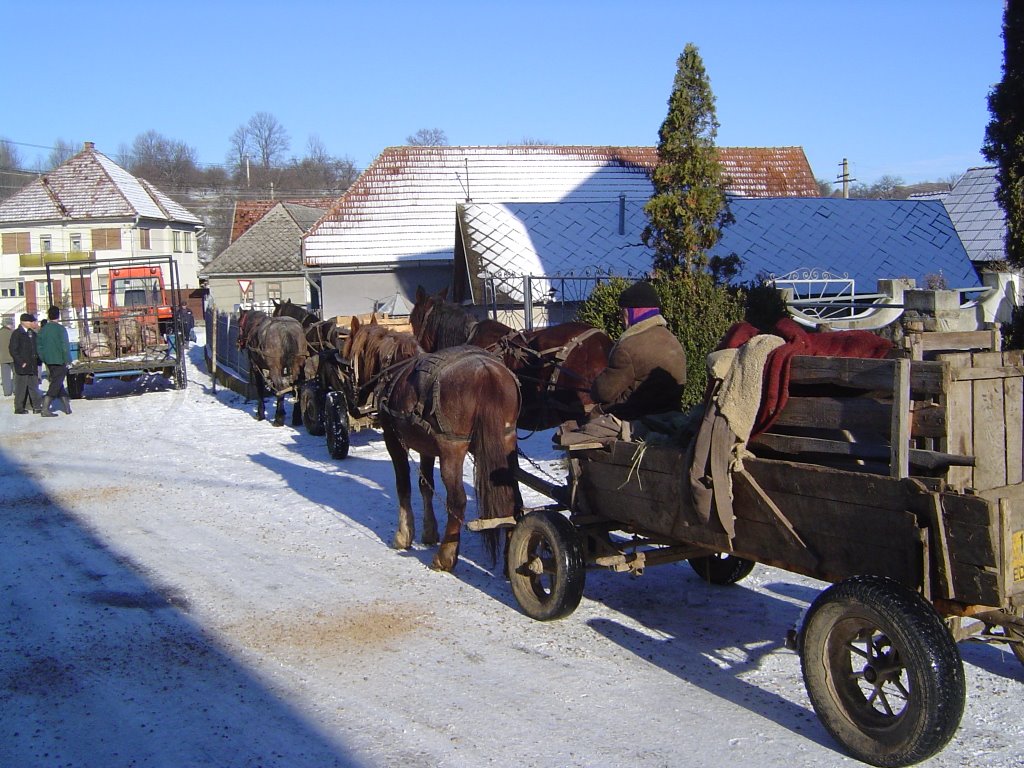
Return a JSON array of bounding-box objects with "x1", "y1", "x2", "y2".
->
[
  {"x1": 688, "y1": 553, "x2": 755, "y2": 585},
  {"x1": 508, "y1": 510, "x2": 585, "y2": 621},
  {"x1": 800, "y1": 575, "x2": 965, "y2": 767},
  {"x1": 325, "y1": 390, "x2": 350, "y2": 460},
  {"x1": 67, "y1": 373, "x2": 86, "y2": 399},
  {"x1": 301, "y1": 382, "x2": 326, "y2": 436}
]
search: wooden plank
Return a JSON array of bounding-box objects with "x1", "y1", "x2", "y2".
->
[
  {"x1": 891, "y1": 358, "x2": 911, "y2": 478},
  {"x1": 750, "y1": 433, "x2": 972, "y2": 471},
  {"x1": 943, "y1": 353, "x2": 974, "y2": 489},
  {"x1": 973, "y1": 373, "x2": 1007, "y2": 490},
  {"x1": 914, "y1": 330, "x2": 999, "y2": 355},
  {"x1": 1005, "y1": 374, "x2": 1024, "y2": 485},
  {"x1": 743, "y1": 458, "x2": 910, "y2": 509},
  {"x1": 951, "y1": 366, "x2": 1024, "y2": 382},
  {"x1": 772, "y1": 396, "x2": 891, "y2": 435},
  {"x1": 788, "y1": 357, "x2": 897, "y2": 391},
  {"x1": 912, "y1": 403, "x2": 947, "y2": 439}
]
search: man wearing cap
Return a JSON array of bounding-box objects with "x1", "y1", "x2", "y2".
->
[
  {"x1": 9, "y1": 313, "x2": 42, "y2": 414},
  {"x1": 590, "y1": 280, "x2": 688, "y2": 420}
]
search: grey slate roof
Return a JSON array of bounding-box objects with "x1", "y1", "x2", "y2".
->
[
  {"x1": 201, "y1": 203, "x2": 323, "y2": 276},
  {"x1": 942, "y1": 166, "x2": 1006, "y2": 264},
  {"x1": 0, "y1": 143, "x2": 201, "y2": 225},
  {"x1": 708, "y1": 198, "x2": 978, "y2": 288},
  {"x1": 457, "y1": 197, "x2": 978, "y2": 303}
]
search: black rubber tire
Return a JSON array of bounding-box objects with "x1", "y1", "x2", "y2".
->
[
  {"x1": 301, "y1": 382, "x2": 326, "y2": 436},
  {"x1": 67, "y1": 373, "x2": 86, "y2": 399},
  {"x1": 508, "y1": 510, "x2": 585, "y2": 621},
  {"x1": 324, "y1": 390, "x2": 350, "y2": 460},
  {"x1": 174, "y1": 364, "x2": 188, "y2": 390},
  {"x1": 800, "y1": 575, "x2": 965, "y2": 767},
  {"x1": 687, "y1": 553, "x2": 756, "y2": 585}
]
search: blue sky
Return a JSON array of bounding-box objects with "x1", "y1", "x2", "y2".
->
[{"x1": 1, "y1": 1, "x2": 1006, "y2": 186}]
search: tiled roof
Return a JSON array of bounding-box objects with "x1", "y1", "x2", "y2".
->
[
  {"x1": 942, "y1": 166, "x2": 1006, "y2": 263},
  {"x1": 303, "y1": 145, "x2": 818, "y2": 269},
  {"x1": 0, "y1": 142, "x2": 201, "y2": 225},
  {"x1": 457, "y1": 197, "x2": 978, "y2": 303},
  {"x1": 230, "y1": 198, "x2": 337, "y2": 243},
  {"x1": 201, "y1": 203, "x2": 322, "y2": 277}
]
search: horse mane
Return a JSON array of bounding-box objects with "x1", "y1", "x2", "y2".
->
[{"x1": 348, "y1": 321, "x2": 422, "y2": 384}]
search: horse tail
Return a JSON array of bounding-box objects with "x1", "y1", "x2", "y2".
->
[{"x1": 471, "y1": 362, "x2": 520, "y2": 563}]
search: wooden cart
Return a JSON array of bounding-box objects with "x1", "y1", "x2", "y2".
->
[{"x1": 497, "y1": 346, "x2": 1024, "y2": 767}]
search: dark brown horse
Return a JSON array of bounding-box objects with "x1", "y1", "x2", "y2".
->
[
  {"x1": 341, "y1": 317, "x2": 521, "y2": 571},
  {"x1": 237, "y1": 309, "x2": 308, "y2": 427},
  {"x1": 411, "y1": 286, "x2": 613, "y2": 431},
  {"x1": 271, "y1": 299, "x2": 341, "y2": 434}
]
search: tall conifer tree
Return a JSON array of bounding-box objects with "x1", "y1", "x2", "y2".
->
[
  {"x1": 643, "y1": 43, "x2": 732, "y2": 274},
  {"x1": 983, "y1": 0, "x2": 1024, "y2": 268}
]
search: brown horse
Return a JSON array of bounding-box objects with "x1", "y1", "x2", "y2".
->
[
  {"x1": 411, "y1": 286, "x2": 613, "y2": 431},
  {"x1": 271, "y1": 299, "x2": 341, "y2": 435},
  {"x1": 341, "y1": 317, "x2": 521, "y2": 571},
  {"x1": 237, "y1": 309, "x2": 308, "y2": 427}
]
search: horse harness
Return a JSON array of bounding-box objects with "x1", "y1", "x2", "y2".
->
[
  {"x1": 369, "y1": 347, "x2": 514, "y2": 443},
  {"x1": 492, "y1": 327, "x2": 604, "y2": 393}
]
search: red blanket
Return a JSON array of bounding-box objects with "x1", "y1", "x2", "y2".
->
[{"x1": 718, "y1": 318, "x2": 893, "y2": 437}]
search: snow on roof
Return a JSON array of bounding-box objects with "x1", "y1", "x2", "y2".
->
[
  {"x1": 0, "y1": 143, "x2": 201, "y2": 225},
  {"x1": 303, "y1": 145, "x2": 818, "y2": 270}
]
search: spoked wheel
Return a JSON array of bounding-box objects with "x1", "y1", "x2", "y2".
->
[
  {"x1": 301, "y1": 382, "x2": 326, "y2": 436},
  {"x1": 688, "y1": 553, "x2": 755, "y2": 585},
  {"x1": 324, "y1": 390, "x2": 350, "y2": 460},
  {"x1": 507, "y1": 511, "x2": 585, "y2": 621},
  {"x1": 800, "y1": 576, "x2": 965, "y2": 767}
]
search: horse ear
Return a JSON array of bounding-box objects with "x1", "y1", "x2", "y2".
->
[
  {"x1": 370, "y1": 314, "x2": 379, "y2": 325},
  {"x1": 438, "y1": 286, "x2": 448, "y2": 301},
  {"x1": 351, "y1": 316, "x2": 360, "y2": 333},
  {"x1": 415, "y1": 285, "x2": 426, "y2": 302}
]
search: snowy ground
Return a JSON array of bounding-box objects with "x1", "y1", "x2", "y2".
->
[{"x1": 1, "y1": 334, "x2": 1023, "y2": 768}]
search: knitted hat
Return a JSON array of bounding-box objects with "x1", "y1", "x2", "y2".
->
[{"x1": 618, "y1": 281, "x2": 660, "y2": 309}]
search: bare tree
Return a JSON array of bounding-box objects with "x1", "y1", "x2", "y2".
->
[
  {"x1": 515, "y1": 136, "x2": 555, "y2": 146},
  {"x1": 247, "y1": 112, "x2": 290, "y2": 169},
  {"x1": 0, "y1": 138, "x2": 27, "y2": 200},
  {"x1": 46, "y1": 139, "x2": 78, "y2": 170},
  {"x1": 226, "y1": 124, "x2": 251, "y2": 180},
  {"x1": 407, "y1": 128, "x2": 448, "y2": 146},
  {"x1": 122, "y1": 130, "x2": 200, "y2": 191}
]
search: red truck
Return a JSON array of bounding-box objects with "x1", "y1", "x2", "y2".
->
[{"x1": 44, "y1": 255, "x2": 188, "y2": 397}]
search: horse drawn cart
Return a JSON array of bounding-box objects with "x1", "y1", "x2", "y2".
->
[{"x1": 487, "y1": 341, "x2": 1024, "y2": 767}]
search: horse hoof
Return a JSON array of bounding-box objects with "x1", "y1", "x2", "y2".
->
[
  {"x1": 272, "y1": 420, "x2": 284, "y2": 427},
  {"x1": 430, "y1": 556, "x2": 456, "y2": 572},
  {"x1": 422, "y1": 534, "x2": 439, "y2": 547},
  {"x1": 392, "y1": 537, "x2": 412, "y2": 550}
]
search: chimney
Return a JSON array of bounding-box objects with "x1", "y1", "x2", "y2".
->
[{"x1": 84, "y1": 141, "x2": 95, "y2": 151}]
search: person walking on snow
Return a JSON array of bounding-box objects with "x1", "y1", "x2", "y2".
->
[
  {"x1": 9, "y1": 313, "x2": 42, "y2": 414},
  {"x1": 36, "y1": 305, "x2": 72, "y2": 417},
  {"x1": 0, "y1": 315, "x2": 14, "y2": 398}
]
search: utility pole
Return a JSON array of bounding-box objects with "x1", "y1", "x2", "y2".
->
[{"x1": 835, "y1": 158, "x2": 856, "y2": 199}]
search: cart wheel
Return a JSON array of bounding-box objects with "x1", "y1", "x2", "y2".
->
[
  {"x1": 301, "y1": 382, "x2": 326, "y2": 436},
  {"x1": 324, "y1": 390, "x2": 350, "y2": 460},
  {"x1": 508, "y1": 510, "x2": 585, "y2": 621},
  {"x1": 67, "y1": 373, "x2": 86, "y2": 399},
  {"x1": 687, "y1": 553, "x2": 755, "y2": 585},
  {"x1": 800, "y1": 575, "x2": 965, "y2": 767}
]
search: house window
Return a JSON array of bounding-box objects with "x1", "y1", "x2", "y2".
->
[
  {"x1": 39, "y1": 236, "x2": 52, "y2": 252},
  {"x1": 184, "y1": 232, "x2": 193, "y2": 252},
  {"x1": 92, "y1": 228, "x2": 122, "y2": 250},
  {"x1": 139, "y1": 229, "x2": 151, "y2": 250},
  {"x1": 69, "y1": 233, "x2": 82, "y2": 251},
  {"x1": 2, "y1": 232, "x2": 30, "y2": 254},
  {"x1": 267, "y1": 282, "x2": 282, "y2": 301},
  {"x1": 0, "y1": 280, "x2": 24, "y2": 298},
  {"x1": 172, "y1": 231, "x2": 182, "y2": 252}
]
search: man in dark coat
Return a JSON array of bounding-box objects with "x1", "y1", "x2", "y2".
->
[
  {"x1": 590, "y1": 281, "x2": 687, "y2": 420},
  {"x1": 9, "y1": 313, "x2": 42, "y2": 414}
]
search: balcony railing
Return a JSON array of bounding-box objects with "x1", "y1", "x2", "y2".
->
[{"x1": 19, "y1": 250, "x2": 95, "y2": 268}]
